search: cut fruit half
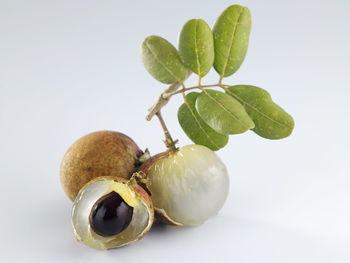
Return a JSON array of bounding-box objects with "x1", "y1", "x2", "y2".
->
[{"x1": 72, "y1": 177, "x2": 154, "y2": 250}]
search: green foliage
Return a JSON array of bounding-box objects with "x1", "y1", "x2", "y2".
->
[
  {"x1": 226, "y1": 85, "x2": 295, "y2": 139},
  {"x1": 141, "y1": 36, "x2": 187, "y2": 84},
  {"x1": 213, "y1": 5, "x2": 251, "y2": 78},
  {"x1": 178, "y1": 92, "x2": 229, "y2": 151},
  {"x1": 179, "y1": 19, "x2": 214, "y2": 77},
  {"x1": 140, "y1": 5, "x2": 294, "y2": 150},
  {"x1": 196, "y1": 89, "x2": 254, "y2": 135}
]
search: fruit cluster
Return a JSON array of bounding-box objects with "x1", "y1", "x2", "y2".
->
[
  {"x1": 61, "y1": 131, "x2": 228, "y2": 250},
  {"x1": 60, "y1": 5, "x2": 294, "y2": 250}
]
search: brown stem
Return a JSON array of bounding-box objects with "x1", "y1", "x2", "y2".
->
[
  {"x1": 146, "y1": 70, "x2": 229, "y2": 151},
  {"x1": 146, "y1": 70, "x2": 191, "y2": 121},
  {"x1": 155, "y1": 110, "x2": 178, "y2": 150}
]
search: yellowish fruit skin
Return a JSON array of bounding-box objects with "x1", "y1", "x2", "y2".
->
[
  {"x1": 140, "y1": 144, "x2": 229, "y2": 226},
  {"x1": 60, "y1": 131, "x2": 142, "y2": 201}
]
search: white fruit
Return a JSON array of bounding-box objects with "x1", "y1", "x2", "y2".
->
[{"x1": 144, "y1": 144, "x2": 229, "y2": 226}]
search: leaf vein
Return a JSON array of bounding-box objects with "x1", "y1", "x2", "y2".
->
[
  {"x1": 220, "y1": 6, "x2": 244, "y2": 79},
  {"x1": 203, "y1": 90, "x2": 249, "y2": 128},
  {"x1": 184, "y1": 100, "x2": 220, "y2": 148},
  {"x1": 194, "y1": 20, "x2": 201, "y2": 77},
  {"x1": 145, "y1": 42, "x2": 183, "y2": 84},
  {"x1": 226, "y1": 89, "x2": 293, "y2": 129}
]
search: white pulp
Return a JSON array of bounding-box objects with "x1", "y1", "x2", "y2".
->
[
  {"x1": 71, "y1": 178, "x2": 151, "y2": 250},
  {"x1": 147, "y1": 144, "x2": 229, "y2": 226}
]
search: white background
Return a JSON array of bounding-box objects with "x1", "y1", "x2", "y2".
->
[{"x1": 1, "y1": 0, "x2": 349, "y2": 262}]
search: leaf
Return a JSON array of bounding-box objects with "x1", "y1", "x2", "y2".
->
[
  {"x1": 195, "y1": 89, "x2": 254, "y2": 135},
  {"x1": 226, "y1": 85, "x2": 295, "y2": 139},
  {"x1": 141, "y1": 35, "x2": 188, "y2": 84},
  {"x1": 178, "y1": 19, "x2": 214, "y2": 77},
  {"x1": 178, "y1": 92, "x2": 228, "y2": 151},
  {"x1": 213, "y1": 5, "x2": 251, "y2": 78}
]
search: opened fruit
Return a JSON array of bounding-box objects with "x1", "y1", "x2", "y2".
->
[
  {"x1": 60, "y1": 4, "x2": 295, "y2": 250},
  {"x1": 72, "y1": 177, "x2": 154, "y2": 250}
]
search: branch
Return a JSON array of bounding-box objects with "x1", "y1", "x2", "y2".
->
[
  {"x1": 146, "y1": 70, "x2": 191, "y2": 121},
  {"x1": 155, "y1": 111, "x2": 178, "y2": 150}
]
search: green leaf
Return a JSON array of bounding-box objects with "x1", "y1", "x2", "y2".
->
[
  {"x1": 195, "y1": 89, "x2": 254, "y2": 135},
  {"x1": 213, "y1": 5, "x2": 251, "y2": 78},
  {"x1": 178, "y1": 19, "x2": 214, "y2": 77},
  {"x1": 141, "y1": 35, "x2": 187, "y2": 84},
  {"x1": 226, "y1": 85, "x2": 295, "y2": 139},
  {"x1": 178, "y1": 92, "x2": 228, "y2": 151}
]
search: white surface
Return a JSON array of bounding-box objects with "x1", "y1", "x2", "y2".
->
[{"x1": 0, "y1": 0, "x2": 349, "y2": 262}]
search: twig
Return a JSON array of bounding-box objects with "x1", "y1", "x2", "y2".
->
[
  {"x1": 146, "y1": 70, "x2": 191, "y2": 121},
  {"x1": 145, "y1": 71, "x2": 229, "y2": 150},
  {"x1": 155, "y1": 111, "x2": 178, "y2": 150},
  {"x1": 163, "y1": 83, "x2": 229, "y2": 98}
]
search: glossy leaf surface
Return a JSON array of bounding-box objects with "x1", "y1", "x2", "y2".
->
[
  {"x1": 226, "y1": 85, "x2": 295, "y2": 139},
  {"x1": 178, "y1": 92, "x2": 228, "y2": 151},
  {"x1": 141, "y1": 36, "x2": 187, "y2": 84},
  {"x1": 179, "y1": 19, "x2": 214, "y2": 77},
  {"x1": 196, "y1": 89, "x2": 254, "y2": 135},
  {"x1": 213, "y1": 5, "x2": 251, "y2": 78}
]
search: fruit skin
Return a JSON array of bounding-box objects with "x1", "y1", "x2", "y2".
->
[
  {"x1": 140, "y1": 144, "x2": 229, "y2": 226},
  {"x1": 138, "y1": 151, "x2": 179, "y2": 225},
  {"x1": 72, "y1": 176, "x2": 154, "y2": 250},
  {"x1": 60, "y1": 131, "x2": 143, "y2": 201}
]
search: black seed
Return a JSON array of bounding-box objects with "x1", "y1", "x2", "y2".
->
[{"x1": 89, "y1": 191, "x2": 134, "y2": 237}]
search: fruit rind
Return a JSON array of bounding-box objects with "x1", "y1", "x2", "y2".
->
[
  {"x1": 60, "y1": 130, "x2": 143, "y2": 201},
  {"x1": 154, "y1": 207, "x2": 182, "y2": 226},
  {"x1": 139, "y1": 151, "x2": 181, "y2": 226},
  {"x1": 72, "y1": 176, "x2": 154, "y2": 250},
  {"x1": 141, "y1": 144, "x2": 229, "y2": 226}
]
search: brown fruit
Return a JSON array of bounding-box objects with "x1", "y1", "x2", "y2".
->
[{"x1": 60, "y1": 130, "x2": 143, "y2": 201}]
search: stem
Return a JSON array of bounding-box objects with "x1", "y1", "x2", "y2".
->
[
  {"x1": 146, "y1": 73, "x2": 229, "y2": 150},
  {"x1": 219, "y1": 75, "x2": 224, "y2": 85},
  {"x1": 164, "y1": 83, "x2": 229, "y2": 97},
  {"x1": 155, "y1": 110, "x2": 178, "y2": 150},
  {"x1": 146, "y1": 70, "x2": 191, "y2": 121}
]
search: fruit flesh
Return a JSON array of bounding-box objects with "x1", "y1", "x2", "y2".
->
[
  {"x1": 72, "y1": 178, "x2": 153, "y2": 250},
  {"x1": 89, "y1": 191, "x2": 134, "y2": 237},
  {"x1": 144, "y1": 144, "x2": 229, "y2": 226}
]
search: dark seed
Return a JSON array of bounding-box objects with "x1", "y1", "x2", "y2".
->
[{"x1": 89, "y1": 191, "x2": 134, "y2": 237}]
